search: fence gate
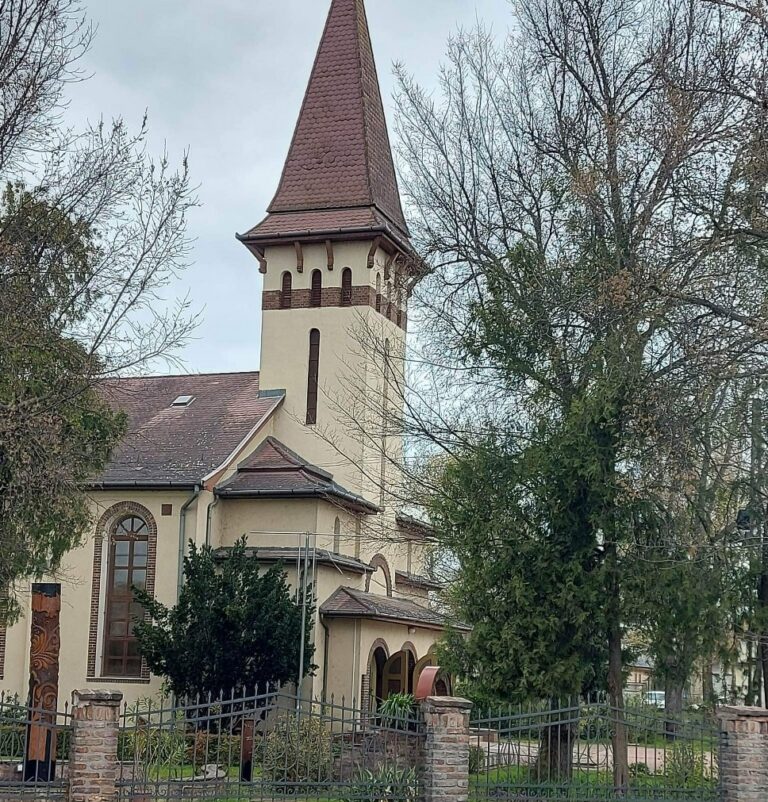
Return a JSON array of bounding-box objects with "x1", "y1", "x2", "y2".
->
[{"x1": 470, "y1": 696, "x2": 720, "y2": 801}]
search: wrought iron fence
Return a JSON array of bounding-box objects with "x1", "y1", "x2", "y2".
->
[
  {"x1": 117, "y1": 687, "x2": 424, "y2": 801},
  {"x1": 469, "y1": 696, "x2": 719, "y2": 801},
  {"x1": 0, "y1": 691, "x2": 70, "y2": 800}
]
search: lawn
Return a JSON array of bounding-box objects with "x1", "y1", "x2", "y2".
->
[{"x1": 469, "y1": 764, "x2": 719, "y2": 801}]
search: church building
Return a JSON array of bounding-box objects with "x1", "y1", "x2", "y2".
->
[{"x1": 0, "y1": 0, "x2": 461, "y2": 709}]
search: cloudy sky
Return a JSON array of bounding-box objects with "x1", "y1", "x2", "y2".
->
[{"x1": 69, "y1": 0, "x2": 511, "y2": 374}]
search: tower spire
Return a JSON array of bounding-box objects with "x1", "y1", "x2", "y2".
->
[{"x1": 239, "y1": 0, "x2": 410, "y2": 255}]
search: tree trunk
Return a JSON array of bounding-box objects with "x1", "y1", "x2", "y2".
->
[
  {"x1": 606, "y1": 543, "x2": 629, "y2": 795},
  {"x1": 664, "y1": 678, "x2": 684, "y2": 740},
  {"x1": 533, "y1": 697, "x2": 577, "y2": 783}
]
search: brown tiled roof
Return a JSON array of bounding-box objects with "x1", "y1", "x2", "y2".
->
[
  {"x1": 320, "y1": 587, "x2": 469, "y2": 631},
  {"x1": 396, "y1": 512, "x2": 434, "y2": 538},
  {"x1": 242, "y1": 0, "x2": 409, "y2": 244},
  {"x1": 395, "y1": 571, "x2": 443, "y2": 592},
  {"x1": 92, "y1": 373, "x2": 282, "y2": 487},
  {"x1": 215, "y1": 437, "x2": 379, "y2": 514},
  {"x1": 214, "y1": 546, "x2": 373, "y2": 576}
]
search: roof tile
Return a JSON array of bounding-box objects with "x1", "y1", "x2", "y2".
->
[
  {"x1": 243, "y1": 0, "x2": 409, "y2": 242},
  {"x1": 93, "y1": 373, "x2": 280, "y2": 487}
]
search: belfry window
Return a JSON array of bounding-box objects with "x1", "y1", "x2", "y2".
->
[
  {"x1": 104, "y1": 516, "x2": 148, "y2": 677},
  {"x1": 281, "y1": 272, "x2": 293, "y2": 309},
  {"x1": 341, "y1": 268, "x2": 353, "y2": 306},
  {"x1": 306, "y1": 328, "x2": 321, "y2": 425},
  {"x1": 311, "y1": 270, "x2": 322, "y2": 307}
]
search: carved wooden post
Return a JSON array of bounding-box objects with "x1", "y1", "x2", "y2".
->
[{"x1": 25, "y1": 583, "x2": 61, "y2": 782}]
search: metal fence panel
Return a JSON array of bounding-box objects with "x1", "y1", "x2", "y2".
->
[
  {"x1": 117, "y1": 687, "x2": 424, "y2": 801},
  {"x1": 469, "y1": 696, "x2": 720, "y2": 802},
  {"x1": 0, "y1": 691, "x2": 70, "y2": 801}
]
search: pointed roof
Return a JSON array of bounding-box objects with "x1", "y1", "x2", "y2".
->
[
  {"x1": 240, "y1": 0, "x2": 410, "y2": 249},
  {"x1": 215, "y1": 436, "x2": 379, "y2": 514}
]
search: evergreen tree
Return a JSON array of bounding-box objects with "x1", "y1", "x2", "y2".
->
[{"x1": 134, "y1": 538, "x2": 316, "y2": 698}]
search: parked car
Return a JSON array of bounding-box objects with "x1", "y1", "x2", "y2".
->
[{"x1": 643, "y1": 691, "x2": 666, "y2": 708}]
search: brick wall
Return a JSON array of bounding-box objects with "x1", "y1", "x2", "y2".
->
[
  {"x1": 262, "y1": 284, "x2": 407, "y2": 330},
  {"x1": 422, "y1": 696, "x2": 472, "y2": 802},
  {"x1": 69, "y1": 690, "x2": 123, "y2": 802},
  {"x1": 719, "y1": 707, "x2": 768, "y2": 802}
]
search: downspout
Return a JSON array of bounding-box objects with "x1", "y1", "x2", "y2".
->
[
  {"x1": 320, "y1": 617, "x2": 330, "y2": 703},
  {"x1": 177, "y1": 486, "x2": 201, "y2": 597},
  {"x1": 205, "y1": 496, "x2": 220, "y2": 547}
]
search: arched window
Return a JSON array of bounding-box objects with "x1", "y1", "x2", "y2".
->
[
  {"x1": 386, "y1": 281, "x2": 393, "y2": 319},
  {"x1": 375, "y1": 274, "x2": 382, "y2": 313},
  {"x1": 104, "y1": 515, "x2": 148, "y2": 677},
  {"x1": 333, "y1": 517, "x2": 341, "y2": 554},
  {"x1": 306, "y1": 328, "x2": 320, "y2": 425},
  {"x1": 310, "y1": 269, "x2": 322, "y2": 307},
  {"x1": 280, "y1": 272, "x2": 292, "y2": 309},
  {"x1": 341, "y1": 268, "x2": 353, "y2": 306}
]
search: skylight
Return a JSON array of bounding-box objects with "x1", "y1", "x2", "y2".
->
[{"x1": 171, "y1": 395, "x2": 195, "y2": 407}]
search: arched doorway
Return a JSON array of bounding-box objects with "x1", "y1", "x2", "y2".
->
[
  {"x1": 381, "y1": 647, "x2": 417, "y2": 697},
  {"x1": 368, "y1": 643, "x2": 389, "y2": 710}
]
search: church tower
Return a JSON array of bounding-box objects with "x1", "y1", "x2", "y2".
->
[{"x1": 238, "y1": 0, "x2": 416, "y2": 504}]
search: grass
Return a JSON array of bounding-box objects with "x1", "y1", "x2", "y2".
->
[{"x1": 469, "y1": 764, "x2": 719, "y2": 801}]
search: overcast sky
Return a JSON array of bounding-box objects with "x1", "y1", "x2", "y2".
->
[{"x1": 68, "y1": 0, "x2": 511, "y2": 374}]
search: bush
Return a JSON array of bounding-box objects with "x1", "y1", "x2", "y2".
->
[
  {"x1": 342, "y1": 767, "x2": 418, "y2": 802},
  {"x1": 469, "y1": 745, "x2": 486, "y2": 775},
  {"x1": 262, "y1": 713, "x2": 332, "y2": 785},
  {"x1": 665, "y1": 742, "x2": 711, "y2": 789},
  {"x1": 630, "y1": 762, "x2": 651, "y2": 778}
]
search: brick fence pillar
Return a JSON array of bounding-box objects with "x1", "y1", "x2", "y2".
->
[
  {"x1": 69, "y1": 690, "x2": 123, "y2": 802},
  {"x1": 718, "y1": 706, "x2": 768, "y2": 802},
  {"x1": 421, "y1": 696, "x2": 472, "y2": 802}
]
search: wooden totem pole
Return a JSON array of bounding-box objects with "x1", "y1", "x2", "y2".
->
[{"x1": 24, "y1": 583, "x2": 61, "y2": 782}]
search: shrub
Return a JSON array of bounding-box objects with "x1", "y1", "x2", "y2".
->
[
  {"x1": 665, "y1": 742, "x2": 710, "y2": 789},
  {"x1": 469, "y1": 745, "x2": 486, "y2": 775},
  {"x1": 342, "y1": 767, "x2": 418, "y2": 802},
  {"x1": 630, "y1": 762, "x2": 651, "y2": 778},
  {"x1": 262, "y1": 713, "x2": 332, "y2": 785}
]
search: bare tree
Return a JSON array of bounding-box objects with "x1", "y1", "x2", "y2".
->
[
  {"x1": 376, "y1": 0, "x2": 768, "y2": 787},
  {"x1": 0, "y1": 0, "x2": 197, "y2": 619}
]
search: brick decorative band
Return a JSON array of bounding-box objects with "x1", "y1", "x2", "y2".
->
[
  {"x1": 263, "y1": 286, "x2": 407, "y2": 331},
  {"x1": 88, "y1": 501, "x2": 158, "y2": 682}
]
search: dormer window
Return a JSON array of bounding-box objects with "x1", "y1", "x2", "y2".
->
[{"x1": 172, "y1": 395, "x2": 195, "y2": 407}]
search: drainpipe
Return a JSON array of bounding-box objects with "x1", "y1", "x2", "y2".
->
[
  {"x1": 320, "y1": 616, "x2": 330, "y2": 702},
  {"x1": 177, "y1": 486, "x2": 201, "y2": 597},
  {"x1": 205, "y1": 496, "x2": 220, "y2": 547}
]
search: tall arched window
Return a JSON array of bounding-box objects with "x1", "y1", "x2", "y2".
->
[
  {"x1": 306, "y1": 328, "x2": 320, "y2": 425},
  {"x1": 341, "y1": 268, "x2": 353, "y2": 306},
  {"x1": 333, "y1": 517, "x2": 341, "y2": 554},
  {"x1": 310, "y1": 269, "x2": 322, "y2": 307},
  {"x1": 280, "y1": 272, "x2": 292, "y2": 309},
  {"x1": 104, "y1": 515, "x2": 148, "y2": 677},
  {"x1": 375, "y1": 274, "x2": 382, "y2": 313},
  {"x1": 386, "y1": 281, "x2": 393, "y2": 319}
]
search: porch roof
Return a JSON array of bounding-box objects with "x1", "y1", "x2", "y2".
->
[{"x1": 320, "y1": 587, "x2": 470, "y2": 631}]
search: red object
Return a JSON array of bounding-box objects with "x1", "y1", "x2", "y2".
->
[{"x1": 415, "y1": 666, "x2": 442, "y2": 701}]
